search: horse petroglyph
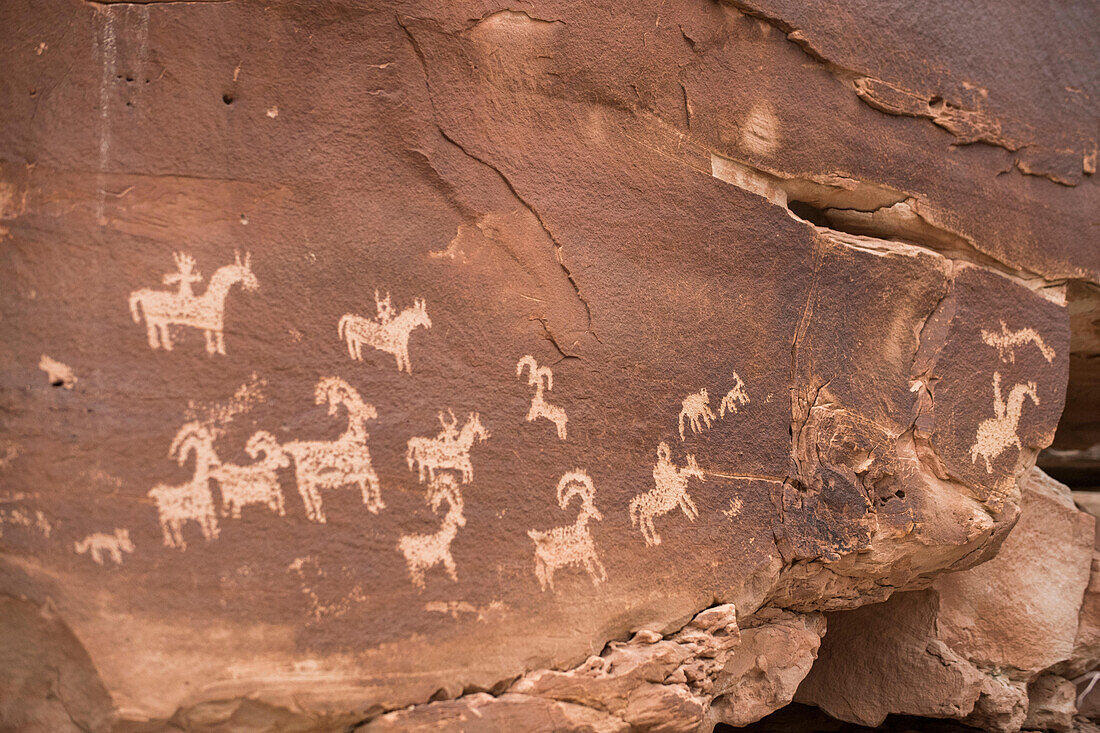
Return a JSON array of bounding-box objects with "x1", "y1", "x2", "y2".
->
[
  {"x1": 398, "y1": 474, "x2": 466, "y2": 589},
  {"x1": 74, "y1": 528, "x2": 134, "y2": 565},
  {"x1": 719, "y1": 372, "x2": 750, "y2": 417},
  {"x1": 339, "y1": 291, "x2": 431, "y2": 373},
  {"x1": 129, "y1": 251, "x2": 258, "y2": 355},
  {"x1": 980, "y1": 320, "x2": 1056, "y2": 364},
  {"x1": 283, "y1": 377, "x2": 384, "y2": 523},
  {"x1": 148, "y1": 422, "x2": 220, "y2": 550},
  {"x1": 213, "y1": 431, "x2": 289, "y2": 519},
  {"x1": 679, "y1": 388, "x2": 716, "y2": 440},
  {"x1": 406, "y1": 410, "x2": 490, "y2": 485},
  {"x1": 970, "y1": 372, "x2": 1040, "y2": 472},
  {"x1": 517, "y1": 355, "x2": 568, "y2": 440},
  {"x1": 630, "y1": 442, "x2": 706, "y2": 546},
  {"x1": 528, "y1": 470, "x2": 606, "y2": 591}
]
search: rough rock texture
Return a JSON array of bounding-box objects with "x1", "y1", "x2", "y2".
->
[
  {"x1": 1, "y1": 0, "x2": 1096, "y2": 729},
  {"x1": 796, "y1": 469, "x2": 1099, "y2": 731}
]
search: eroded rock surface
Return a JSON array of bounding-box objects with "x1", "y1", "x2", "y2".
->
[{"x1": 1, "y1": 0, "x2": 1095, "y2": 729}]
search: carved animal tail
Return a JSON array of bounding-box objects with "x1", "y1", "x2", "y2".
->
[
  {"x1": 338, "y1": 314, "x2": 351, "y2": 341},
  {"x1": 129, "y1": 293, "x2": 142, "y2": 323}
]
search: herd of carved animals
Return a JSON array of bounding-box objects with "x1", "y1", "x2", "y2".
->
[{"x1": 11, "y1": 251, "x2": 1057, "y2": 600}]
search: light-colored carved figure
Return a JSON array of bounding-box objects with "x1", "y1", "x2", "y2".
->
[
  {"x1": 719, "y1": 372, "x2": 750, "y2": 417},
  {"x1": 147, "y1": 422, "x2": 220, "y2": 549},
  {"x1": 39, "y1": 355, "x2": 76, "y2": 388},
  {"x1": 528, "y1": 470, "x2": 607, "y2": 591},
  {"x1": 970, "y1": 372, "x2": 1041, "y2": 472},
  {"x1": 516, "y1": 355, "x2": 568, "y2": 440},
  {"x1": 338, "y1": 291, "x2": 431, "y2": 373},
  {"x1": 630, "y1": 442, "x2": 706, "y2": 546},
  {"x1": 398, "y1": 474, "x2": 467, "y2": 589},
  {"x1": 74, "y1": 528, "x2": 134, "y2": 565},
  {"x1": 679, "y1": 388, "x2": 716, "y2": 440},
  {"x1": 129, "y1": 251, "x2": 258, "y2": 355},
  {"x1": 406, "y1": 410, "x2": 490, "y2": 484},
  {"x1": 283, "y1": 377, "x2": 383, "y2": 523},
  {"x1": 213, "y1": 431, "x2": 289, "y2": 519},
  {"x1": 980, "y1": 320, "x2": 1056, "y2": 364}
]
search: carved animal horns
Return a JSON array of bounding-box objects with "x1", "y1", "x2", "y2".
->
[{"x1": 556, "y1": 469, "x2": 595, "y2": 509}]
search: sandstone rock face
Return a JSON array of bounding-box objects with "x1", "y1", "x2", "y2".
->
[
  {"x1": 796, "y1": 469, "x2": 1098, "y2": 731},
  {"x1": 1, "y1": 0, "x2": 1096, "y2": 729}
]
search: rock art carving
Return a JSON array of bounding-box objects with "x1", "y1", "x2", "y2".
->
[
  {"x1": 74, "y1": 528, "x2": 134, "y2": 565},
  {"x1": 970, "y1": 372, "x2": 1041, "y2": 472},
  {"x1": 528, "y1": 470, "x2": 606, "y2": 591},
  {"x1": 630, "y1": 442, "x2": 706, "y2": 546},
  {"x1": 406, "y1": 410, "x2": 490, "y2": 485},
  {"x1": 980, "y1": 320, "x2": 1056, "y2": 364},
  {"x1": 288, "y1": 557, "x2": 368, "y2": 622},
  {"x1": 213, "y1": 430, "x2": 289, "y2": 519},
  {"x1": 679, "y1": 388, "x2": 716, "y2": 440},
  {"x1": 0, "y1": 506, "x2": 52, "y2": 538},
  {"x1": 147, "y1": 422, "x2": 220, "y2": 550},
  {"x1": 128, "y1": 251, "x2": 258, "y2": 355},
  {"x1": 719, "y1": 372, "x2": 750, "y2": 417},
  {"x1": 38, "y1": 354, "x2": 75, "y2": 388},
  {"x1": 338, "y1": 291, "x2": 431, "y2": 373},
  {"x1": 283, "y1": 377, "x2": 384, "y2": 523},
  {"x1": 398, "y1": 474, "x2": 466, "y2": 589},
  {"x1": 516, "y1": 355, "x2": 568, "y2": 440}
]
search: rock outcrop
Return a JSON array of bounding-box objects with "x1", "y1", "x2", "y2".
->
[{"x1": 1, "y1": 0, "x2": 1096, "y2": 730}]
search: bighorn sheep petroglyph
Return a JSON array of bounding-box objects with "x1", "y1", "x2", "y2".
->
[
  {"x1": 528, "y1": 470, "x2": 606, "y2": 591},
  {"x1": 147, "y1": 422, "x2": 221, "y2": 549},
  {"x1": 398, "y1": 474, "x2": 467, "y2": 589},
  {"x1": 213, "y1": 430, "x2": 289, "y2": 519},
  {"x1": 516, "y1": 355, "x2": 568, "y2": 440}
]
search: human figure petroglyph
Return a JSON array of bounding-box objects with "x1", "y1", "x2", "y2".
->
[
  {"x1": 630, "y1": 442, "x2": 706, "y2": 546},
  {"x1": 516, "y1": 355, "x2": 568, "y2": 440},
  {"x1": 147, "y1": 422, "x2": 220, "y2": 549},
  {"x1": 719, "y1": 372, "x2": 750, "y2": 417},
  {"x1": 398, "y1": 474, "x2": 466, "y2": 589},
  {"x1": 980, "y1": 320, "x2": 1056, "y2": 364},
  {"x1": 679, "y1": 388, "x2": 716, "y2": 440},
  {"x1": 970, "y1": 372, "x2": 1040, "y2": 472},
  {"x1": 74, "y1": 528, "x2": 134, "y2": 565},
  {"x1": 129, "y1": 251, "x2": 258, "y2": 355},
  {"x1": 338, "y1": 291, "x2": 431, "y2": 373},
  {"x1": 528, "y1": 470, "x2": 607, "y2": 591},
  {"x1": 283, "y1": 377, "x2": 384, "y2": 523},
  {"x1": 213, "y1": 431, "x2": 289, "y2": 519},
  {"x1": 406, "y1": 410, "x2": 490, "y2": 485}
]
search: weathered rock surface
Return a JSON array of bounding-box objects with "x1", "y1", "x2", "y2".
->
[
  {"x1": 1, "y1": 0, "x2": 1096, "y2": 729},
  {"x1": 796, "y1": 469, "x2": 1098, "y2": 731}
]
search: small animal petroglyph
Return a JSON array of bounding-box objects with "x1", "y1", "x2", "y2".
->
[
  {"x1": 679, "y1": 388, "x2": 716, "y2": 440},
  {"x1": 339, "y1": 291, "x2": 431, "y2": 373},
  {"x1": 980, "y1": 321, "x2": 1056, "y2": 364},
  {"x1": 398, "y1": 474, "x2": 466, "y2": 589},
  {"x1": 39, "y1": 355, "x2": 76, "y2": 388},
  {"x1": 283, "y1": 377, "x2": 384, "y2": 523},
  {"x1": 147, "y1": 422, "x2": 220, "y2": 549},
  {"x1": 74, "y1": 528, "x2": 134, "y2": 565},
  {"x1": 630, "y1": 442, "x2": 706, "y2": 546},
  {"x1": 719, "y1": 372, "x2": 750, "y2": 417},
  {"x1": 528, "y1": 470, "x2": 606, "y2": 591},
  {"x1": 406, "y1": 410, "x2": 490, "y2": 485},
  {"x1": 129, "y1": 251, "x2": 258, "y2": 355},
  {"x1": 213, "y1": 431, "x2": 289, "y2": 519},
  {"x1": 970, "y1": 372, "x2": 1040, "y2": 472},
  {"x1": 516, "y1": 355, "x2": 568, "y2": 440}
]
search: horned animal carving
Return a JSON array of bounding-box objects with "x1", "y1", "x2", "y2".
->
[
  {"x1": 719, "y1": 372, "x2": 750, "y2": 417},
  {"x1": 213, "y1": 430, "x2": 289, "y2": 519},
  {"x1": 679, "y1": 388, "x2": 716, "y2": 440},
  {"x1": 406, "y1": 410, "x2": 490, "y2": 485},
  {"x1": 528, "y1": 470, "x2": 606, "y2": 591},
  {"x1": 74, "y1": 528, "x2": 134, "y2": 565},
  {"x1": 970, "y1": 372, "x2": 1040, "y2": 472},
  {"x1": 147, "y1": 422, "x2": 221, "y2": 549},
  {"x1": 397, "y1": 474, "x2": 466, "y2": 589},
  {"x1": 516, "y1": 355, "x2": 568, "y2": 440},
  {"x1": 283, "y1": 377, "x2": 384, "y2": 523},
  {"x1": 339, "y1": 291, "x2": 431, "y2": 373},
  {"x1": 129, "y1": 251, "x2": 258, "y2": 355},
  {"x1": 630, "y1": 442, "x2": 705, "y2": 546}
]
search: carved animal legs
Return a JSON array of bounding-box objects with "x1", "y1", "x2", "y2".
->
[{"x1": 584, "y1": 555, "x2": 607, "y2": 585}]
